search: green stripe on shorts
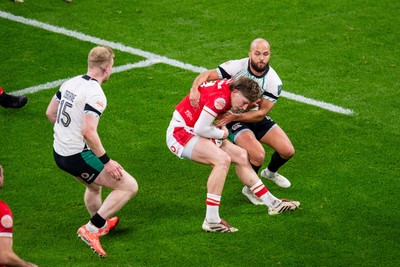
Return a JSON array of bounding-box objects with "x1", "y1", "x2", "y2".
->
[{"x1": 81, "y1": 150, "x2": 104, "y2": 172}]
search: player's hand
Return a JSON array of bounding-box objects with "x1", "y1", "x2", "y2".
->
[
  {"x1": 247, "y1": 99, "x2": 260, "y2": 110},
  {"x1": 189, "y1": 90, "x2": 200, "y2": 108},
  {"x1": 104, "y1": 160, "x2": 124, "y2": 180},
  {"x1": 215, "y1": 111, "x2": 237, "y2": 128}
]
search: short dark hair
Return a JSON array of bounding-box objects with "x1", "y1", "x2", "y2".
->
[{"x1": 229, "y1": 77, "x2": 261, "y2": 103}]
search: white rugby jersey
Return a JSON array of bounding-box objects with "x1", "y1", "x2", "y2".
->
[
  {"x1": 216, "y1": 58, "x2": 282, "y2": 103},
  {"x1": 53, "y1": 75, "x2": 107, "y2": 156}
]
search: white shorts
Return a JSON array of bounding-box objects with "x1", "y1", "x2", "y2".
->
[{"x1": 166, "y1": 110, "x2": 199, "y2": 159}]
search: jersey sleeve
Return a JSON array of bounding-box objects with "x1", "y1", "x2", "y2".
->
[
  {"x1": 262, "y1": 67, "x2": 282, "y2": 103},
  {"x1": 217, "y1": 58, "x2": 248, "y2": 79},
  {"x1": 0, "y1": 202, "x2": 13, "y2": 238},
  {"x1": 193, "y1": 108, "x2": 225, "y2": 139},
  {"x1": 84, "y1": 84, "x2": 107, "y2": 118}
]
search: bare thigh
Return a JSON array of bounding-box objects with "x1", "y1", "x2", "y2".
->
[
  {"x1": 190, "y1": 137, "x2": 230, "y2": 166},
  {"x1": 260, "y1": 125, "x2": 294, "y2": 158},
  {"x1": 92, "y1": 169, "x2": 138, "y2": 191}
]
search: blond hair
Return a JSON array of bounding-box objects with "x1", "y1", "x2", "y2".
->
[{"x1": 88, "y1": 45, "x2": 115, "y2": 68}]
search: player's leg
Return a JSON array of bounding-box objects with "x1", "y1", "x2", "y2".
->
[
  {"x1": 0, "y1": 87, "x2": 28, "y2": 109},
  {"x1": 166, "y1": 117, "x2": 236, "y2": 232},
  {"x1": 260, "y1": 124, "x2": 294, "y2": 161},
  {"x1": 222, "y1": 141, "x2": 300, "y2": 214},
  {"x1": 74, "y1": 177, "x2": 102, "y2": 217},
  {"x1": 84, "y1": 185, "x2": 102, "y2": 217},
  {"x1": 234, "y1": 130, "x2": 265, "y2": 174},
  {"x1": 221, "y1": 141, "x2": 259, "y2": 186},
  {"x1": 188, "y1": 138, "x2": 237, "y2": 232},
  {"x1": 259, "y1": 124, "x2": 294, "y2": 188},
  {"x1": 77, "y1": 169, "x2": 137, "y2": 256},
  {"x1": 228, "y1": 123, "x2": 266, "y2": 204},
  {"x1": 93, "y1": 169, "x2": 138, "y2": 220},
  {"x1": 228, "y1": 121, "x2": 265, "y2": 174},
  {"x1": 222, "y1": 141, "x2": 278, "y2": 206}
]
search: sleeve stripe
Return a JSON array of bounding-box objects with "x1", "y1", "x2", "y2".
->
[
  {"x1": 218, "y1": 66, "x2": 231, "y2": 79},
  {"x1": 84, "y1": 104, "x2": 102, "y2": 117},
  {"x1": 0, "y1": 233, "x2": 12, "y2": 237},
  {"x1": 262, "y1": 91, "x2": 278, "y2": 100},
  {"x1": 56, "y1": 91, "x2": 62, "y2": 100},
  {"x1": 203, "y1": 106, "x2": 218, "y2": 117}
]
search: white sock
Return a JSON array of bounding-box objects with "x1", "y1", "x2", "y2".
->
[
  {"x1": 206, "y1": 193, "x2": 221, "y2": 223},
  {"x1": 264, "y1": 168, "x2": 276, "y2": 178},
  {"x1": 85, "y1": 222, "x2": 99, "y2": 233},
  {"x1": 260, "y1": 192, "x2": 281, "y2": 208},
  {"x1": 250, "y1": 180, "x2": 281, "y2": 208}
]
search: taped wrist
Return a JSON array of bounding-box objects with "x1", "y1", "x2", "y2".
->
[{"x1": 99, "y1": 153, "x2": 110, "y2": 164}]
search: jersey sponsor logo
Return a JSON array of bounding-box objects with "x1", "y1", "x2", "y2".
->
[
  {"x1": 184, "y1": 110, "x2": 193, "y2": 121},
  {"x1": 1, "y1": 214, "x2": 13, "y2": 229},
  {"x1": 95, "y1": 100, "x2": 104, "y2": 109},
  {"x1": 81, "y1": 173, "x2": 90, "y2": 179},
  {"x1": 214, "y1": 98, "x2": 226, "y2": 110}
]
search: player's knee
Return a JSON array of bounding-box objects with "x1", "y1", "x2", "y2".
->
[
  {"x1": 236, "y1": 147, "x2": 251, "y2": 166},
  {"x1": 281, "y1": 146, "x2": 295, "y2": 159},
  {"x1": 214, "y1": 152, "x2": 231, "y2": 172},
  {"x1": 126, "y1": 177, "x2": 139, "y2": 198},
  {"x1": 249, "y1": 149, "x2": 265, "y2": 166}
]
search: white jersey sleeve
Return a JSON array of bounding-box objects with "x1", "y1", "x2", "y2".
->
[{"x1": 216, "y1": 58, "x2": 282, "y2": 103}]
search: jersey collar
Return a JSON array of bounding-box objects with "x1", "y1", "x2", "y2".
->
[{"x1": 82, "y1": 75, "x2": 99, "y2": 83}]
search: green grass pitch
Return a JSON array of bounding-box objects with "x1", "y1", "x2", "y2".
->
[{"x1": 0, "y1": 0, "x2": 399, "y2": 266}]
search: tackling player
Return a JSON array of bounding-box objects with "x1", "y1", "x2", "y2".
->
[
  {"x1": 166, "y1": 77, "x2": 299, "y2": 233},
  {"x1": 189, "y1": 38, "x2": 295, "y2": 205}
]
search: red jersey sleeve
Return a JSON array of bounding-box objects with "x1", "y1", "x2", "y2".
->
[{"x1": 0, "y1": 200, "x2": 13, "y2": 238}]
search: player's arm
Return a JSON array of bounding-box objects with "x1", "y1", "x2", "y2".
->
[
  {"x1": 189, "y1": 70, "x2": 220, "y2": 108},
  {"x1": 216, "y1": 98, "x2": 275, "y2": 127},
  {"x1": 193, "y1": 108, "x2": 228, "y2": 139},
  {"x1": 82, "y1": 114, "x2": 123, "y2": 179},
  {"x1": 45, "y1": 96, "x2": 59, "y2": 125},
  {"x1": 0, "y1": 237, "x2": 38, "y2": 267},
  {"x1": 82, "y1": 114, "x2": 106, "y2": 157}
]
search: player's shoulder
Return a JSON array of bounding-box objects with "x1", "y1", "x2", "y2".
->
[
  {"x1": 0, "y1": 200, "x2": 11, "y2": 213},
  {"x1": 266, "y1": 66, "x2": 282, "y2": 83},
  {"x1": 220, "y1": 57, "x2": 248, "y2": 68}
]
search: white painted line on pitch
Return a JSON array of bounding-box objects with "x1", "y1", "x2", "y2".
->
[
  {"x1": 0, "y1": 10, "x2": 354, "y2": 115},
  {"x1": 13, "y1": 59, "x2": 159, "y2": 96},
  {"x1": 282, "y1": 91, "x2": 354, "y2": 115}
]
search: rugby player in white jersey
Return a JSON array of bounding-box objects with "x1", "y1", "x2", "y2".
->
[
  {"x1": 46, "y1": 46, "x2": 138, "y2": 257},
  {"x1": 167, "y1": 77, "x2": 299, "y2": 233},
  {"x1": 189, "y1": 38, "x2": 294, "y2": 205}
]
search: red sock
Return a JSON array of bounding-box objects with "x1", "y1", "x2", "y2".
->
[{"x1": 250, "y1": 180, "x2": 268, "y2": 198}]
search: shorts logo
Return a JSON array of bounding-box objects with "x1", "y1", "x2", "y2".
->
[
  {"x1": 81, "y1": 173, "x2": 90, "y2": 179},
  {"x1": 1, "y1": 215, "x2": 13, "y2": 228},
  {"x1": 231, "y1": 123, "x2": 242, "y2": 131},
  {"x1": 214, "y1": 98, "x2": 226, "y2": 110}
]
